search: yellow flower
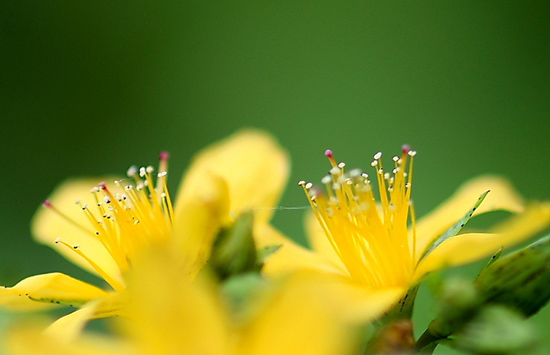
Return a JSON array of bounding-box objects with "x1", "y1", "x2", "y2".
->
[
  {"x1": 0, "y1": 129, "x2": 290, "y2": 329},
  {"x1": 265, "y1": 147, "x2": 550, "y2": 317}
]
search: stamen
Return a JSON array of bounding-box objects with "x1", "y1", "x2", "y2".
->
[
  {"x1": 43, "y1": 200, "x2": 94, "y2": 236},
  {"x1": 325, "y1": 149, "x2": 338, "y2": 168},
  {"x1": 159, "y1": 151, "x2": 169, "y2": 175},
  {"x1": 409, "y1": 200, "x2": 417, "y2": 265},
  {"x1": 300, "y1": 146, "x2": 417, "y2": 288},
  {"x1": 54, "y1": 238, "x2": 125, "y2": 292},
  {"x1": 44, "y1": 153, "x2": 177, "y2": 293}
]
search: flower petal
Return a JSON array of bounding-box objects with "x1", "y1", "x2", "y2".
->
[
  {"x1": 174, "y1": 129, "x2": 290, "y2": 224},
  {"x1": 309, "y1": 272, "x2": 406, "y2": 324},
  {"x1": 172, "y1": 172, "x2": 230, "y2": 278},
  {"x1": 123, "y1": 248, "x2": 230, "y2": 355},
  {"x1": 41, "y1": 292, "x2": 126, "y2": 338},
  {"x1": 4, "y1": 317, "x2": 127, "y2": 355},
  {"x1": 414, "y1": 202, "x2": 550, "y2": 281},
  {"x1": 45, "y1": 301, "x2": 100, "y2": 341},
  {"x1": 257, "y1": 224, "x2": 346, "y2": 277},
  {"x1": 415, "y1": 175, "x2": 525, "y2": 260},
  {"x1": 0, "y1": 273, "x2": 108, "y2": 310},
  {"x1": 31, "y1": 178, "x2": 124, "y2": 287},
  {"x1": 236, "y1": 271, "x2": 404, "y2": 355}
]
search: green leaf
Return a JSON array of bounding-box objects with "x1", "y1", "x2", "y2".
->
[
  {"x1": 476, "y1": 247, "x2": 503, "y2": 278},
  {"x1": 419, "y1": 190, "x2": 490, "y2": 262},
  {"x1": 256, "y1": 244, "x2": 281, "y2": 269}
]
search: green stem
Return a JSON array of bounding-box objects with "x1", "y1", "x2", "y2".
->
[{"x1": 414, "y1": 329, "x2": 443, "y2": 354}]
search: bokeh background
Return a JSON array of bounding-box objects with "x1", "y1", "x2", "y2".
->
[{"x1": 2, "y1": 2, "x2": 549, "y2": 353}]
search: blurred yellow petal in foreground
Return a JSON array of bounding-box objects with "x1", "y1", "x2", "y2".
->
[
  {"x1": 122, "y1": 247, "x2": 383, "y2": 355},
  {"x1": 4, "y1": 247, "x2": 387, "y2": 355}
]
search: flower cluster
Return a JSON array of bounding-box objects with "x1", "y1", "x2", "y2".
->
[{"x1": 2, "y1": 129, "x2": 550, "y2": 355}]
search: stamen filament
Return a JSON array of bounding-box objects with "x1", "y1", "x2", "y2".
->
[{"x1": 55, "y1": 239, "x2": 125, "y2": 292}]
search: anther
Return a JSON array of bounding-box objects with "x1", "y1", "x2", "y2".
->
[
  {"x1": 329, "y1": 167, "x2": 341, "y2": 175},
  {"x1": 127, "y1": 166, "x2": 138, "y2": 177},
  {"x1": 350, "y1": 169, "x2": 361, "y2": 178},
  {"x1": 321, "y1": 175, "x2": 332, "y2": 185},
  {"x1": 159, "y1": 151, "x2": 170, "y2": 161}
]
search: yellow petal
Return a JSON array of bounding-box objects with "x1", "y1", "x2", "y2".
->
[
  {"x1": 415, "y1": 175, "x2": 525, "y2": 259},
  {"x1": 0, "y1": 273, "x2": 108, "y2": 310},
  {"x1": 304, "y1": 210, "x2": 347, "y2": 270},
  {"x1": 414, "y1": 202, "x2": 550, "y2": 281},
  {"x1": 237, "y1": 271, "x2": 403, "y2": 355},
  {"x1": 257, "y1": 224, "x2": 346, "y2": 277},
  {"x1": 4, "y1": 317, "x2": 127, "y2": 355},
  {"x1": 305, "y1": 272, "x2": 406, "y2": 324},
  {"x1": 44, "y1": 293, "x2": 127, "y2": 341},
  {"x1": 122, "y1": 248, "x2": 229, "y2": 355},
  {"x1": 45, "y1": 300, "x2": 100, "y2": 341},
  {"x1": 175, "y1": 129, "x2": 290, "y2": 224},
  {"x1": 90, "y1": 291, "x2": 129, "y2": 319},
  {"x1": 172, "y1": 172, "x2": 230, "y2": 278},
  {"x1": 31, "y1": 178, "x2": 124, "y2": 287}
]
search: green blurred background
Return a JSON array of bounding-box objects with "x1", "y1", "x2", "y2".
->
[{"x1": 1, "y1": 1, "x2": 549, "y2": 353}]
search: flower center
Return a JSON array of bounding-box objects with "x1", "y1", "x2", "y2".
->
[
  {"x1": 299, "y1": 146, "x2": 417, "y2": 288},
  {"x1": 44, "y1": 152, "x2": 174, "y2": 291}
]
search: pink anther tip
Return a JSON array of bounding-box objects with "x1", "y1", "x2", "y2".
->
[
  {"x1": 99, "y1": 182, "x2": 108, "y2": 190},
  {"x1": 43, "y1": 199, "x2": 51, "y2": 207},
  {"x1": 159, "y1": 151, "x2": 170, "y2": 160},
  {"x1": 324, "y1": 149, "x2": 333, "y2": 158},
  {"x1": 401, "y1": 145, "x2": 411, "y2": 154}
]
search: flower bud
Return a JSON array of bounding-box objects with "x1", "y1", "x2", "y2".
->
[
  {"x1": 474, "y1": 235, "x2": 550, "y2": 317},
  {"x1": 450, "y1": 305, "x2": 539, "y2": 354},
  {"x1": 210, "y1": 212, "x2": 258, "y2": 280},
  {"x1": 427, "y1": 277, "x2": 481, "y2": 339}
]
